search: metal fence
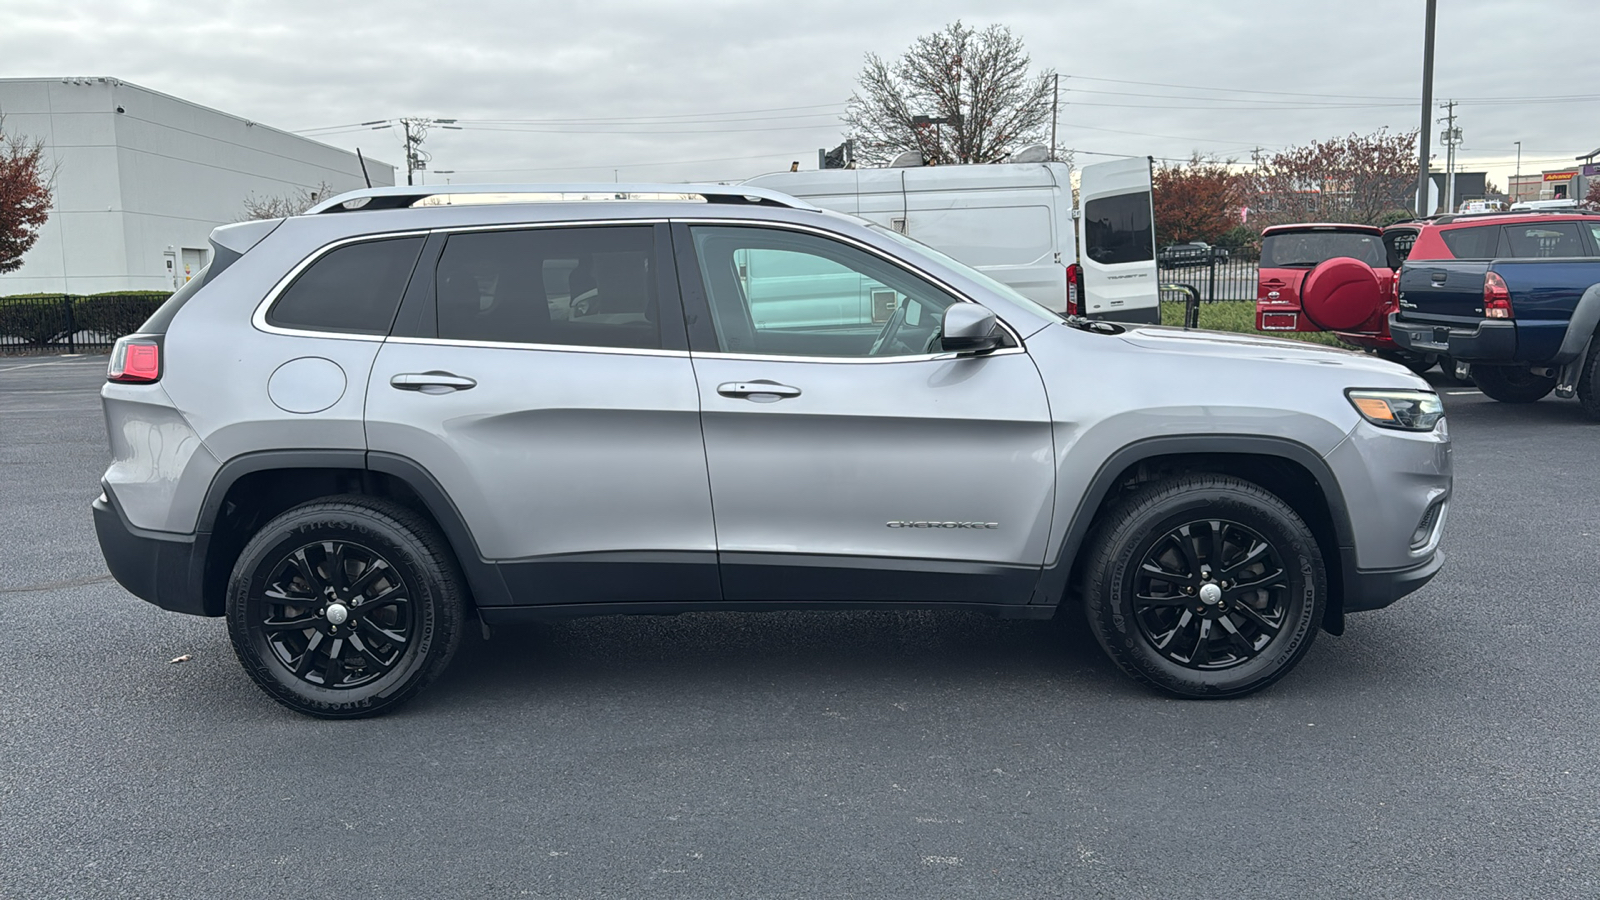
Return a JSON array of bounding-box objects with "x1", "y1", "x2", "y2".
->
[
  {"x1": 1157, "y1": 258, "x2": 1260, "y2": 302},
  {"x1": 0, "y1": 292, "x2": 170, "y2": 355}
]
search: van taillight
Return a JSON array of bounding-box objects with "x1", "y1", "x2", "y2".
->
[
  {"x1": 1066, "y1": 263, "x2": 1081, "y2": 315},
  {"x1": 1483, "y1": 271, "x2": 1512, "y2": 319},
  {"x1": 108, "y1": 336, "x2": 162, "y2": 383}
]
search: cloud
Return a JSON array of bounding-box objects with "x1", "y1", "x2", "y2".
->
[{"x1": 3, "y1": 0, "x2": 1591, "y2": 186}]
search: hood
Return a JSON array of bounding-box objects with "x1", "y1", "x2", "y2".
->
[{"x1": 1113, "y1": 325, "x2": 1426, "y2": 384}]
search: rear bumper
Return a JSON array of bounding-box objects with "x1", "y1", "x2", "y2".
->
[
  {"x1": 1343, "y1": 549, "x2": 1444, "y2": 613},
  {"x1": 1389, "y1": 314, "x2": 1516, "y2": 361},
  {"x1": 93, "y1": 493, "x2": 215, "y2": 616}
]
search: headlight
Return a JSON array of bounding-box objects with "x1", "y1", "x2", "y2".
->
[{"x1": 1346, "y1": 389, "x2": 1444, "y2": 431}]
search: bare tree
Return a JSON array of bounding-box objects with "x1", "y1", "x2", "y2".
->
[
  {"x1": 843, "y1": 21, "x2": 1056, "y2": 167},
  {"x1": 241, "y1": 181, "x2": 335, "y2": 220},
  {"x1": 0, "y1": 115, "x2": 54, "y2": 274},
  {"x1": 1239, "y1": 130, "x2": 1419, "y2": 228}
]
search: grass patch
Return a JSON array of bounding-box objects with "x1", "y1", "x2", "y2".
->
[{"x1": 1159, "y1": 300, "x2": 1344, "y2": 346}]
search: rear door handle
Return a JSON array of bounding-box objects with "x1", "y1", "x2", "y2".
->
[
  {"x1": 717, "y1": 380, "x2": 801, "y2": 401},
  {"x1": 390, "y1": 371, "x2": 477, "y2": 393}
]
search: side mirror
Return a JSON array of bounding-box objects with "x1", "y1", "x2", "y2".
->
[{"x1": 940, "y1": 303, "x2": 1004, "y2": 354}]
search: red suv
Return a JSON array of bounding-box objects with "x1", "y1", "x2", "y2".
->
[{"x1": 1254, "y1": 223, "x2": 1430, "y2": 372}]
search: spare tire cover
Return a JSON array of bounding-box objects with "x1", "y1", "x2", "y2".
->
[{"x1": 1300, "y1": 257, "x2": 1383, "y2": 331}]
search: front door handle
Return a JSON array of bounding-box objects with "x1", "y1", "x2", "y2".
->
[
  {"x1": 390, "y1": 371, "x2": 477, "y2": 393},
  {"x1": 717, "y1": 380, "x2": 801, "y2": 401}
]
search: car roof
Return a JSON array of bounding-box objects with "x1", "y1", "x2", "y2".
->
[{"x1": 1424, "y1": 210, "x2": 1600, "y2": 228}]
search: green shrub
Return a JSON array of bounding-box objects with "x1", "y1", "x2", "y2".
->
[
  {"x1": 72, "y1": 293, "x2": 169, "y2": 338},
  {"x1": 0, "y1": 295, "x2": 72, "y2": 344}
]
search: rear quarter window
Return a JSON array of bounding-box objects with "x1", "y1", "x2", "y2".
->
[
  {"x1": 266, "y1": 236, "x2": 426, "y2": 335},
  {"x1": 1437, "y1": 225, "x2": 1499, "y2": 259}
]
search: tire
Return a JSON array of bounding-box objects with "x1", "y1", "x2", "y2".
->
[
  {"x1": 226, "y1": 496, "x2": 466, "y2": 718},
  {"x1": 1578, "y1": 339, "x2": 1600, "y2": 420},
  {"x1": 1081, "y1": 474, "x2": 1325, "y2": 699},
  {"x1": 1472, "y1": 364, "x2": 1557, "y2": 403}
]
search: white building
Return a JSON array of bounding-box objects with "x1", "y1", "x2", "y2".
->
[{"x1": 0, "y1": 77, "x2": 395, "y2": 295}]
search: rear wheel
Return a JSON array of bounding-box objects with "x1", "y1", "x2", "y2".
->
[
  {"x1": 1578, "y1": 340, "x2": 1600, "y2": 420},
  {"x1": 226, "y1": 496, "x2": 465, "y2": 718},
  {"x1": 1081, "y1": 475, "x2": 1324, "y2": 699},
  {"x1": 1472, "y1": 364, "x2": 1556, "y2": 403}
]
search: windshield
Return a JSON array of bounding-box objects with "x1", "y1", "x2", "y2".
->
[
  {"x1": 867, "y1": 224, "x2": 1063, "y2": 322},
  {"x1": 1260, "y1": 231, "x2": 1385, "y2": 268}
]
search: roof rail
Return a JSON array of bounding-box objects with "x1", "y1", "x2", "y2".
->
[
  {"x1": 303, "y1": 183, "x2": 818, "y2": 215},
  {"x1": 1428, "y1": 207, "x2": 1600, "y2": 225}
]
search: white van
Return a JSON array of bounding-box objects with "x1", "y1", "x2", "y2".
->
[{"x1": 744, "y1": 157, "x2": 1158, "y2": 322}]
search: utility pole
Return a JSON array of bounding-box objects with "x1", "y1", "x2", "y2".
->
[
  {"x1": 1514, "y1": 141, "x2": 1522, "y2": 200},
  {"x1": 1438, "y1": 100, "x2": 1460, "y2": 213},
  {"x1": 1416, "y1": 0, "x2": 1436, "y2": 216},
  {"x1": 1050, "y1": 73, "x2": 1059, "y2": 163},
  {"x1": 366, "y1": 117, "x2": 462, "y2": 185}
]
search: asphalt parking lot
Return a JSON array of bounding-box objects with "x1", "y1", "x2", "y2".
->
[{"x1": 2, "y1": 354, "x2": 1597, "y2": 899}]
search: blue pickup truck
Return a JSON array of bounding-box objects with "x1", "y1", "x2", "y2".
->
[{"x1": 1389, "y1": 210, "x2": 1600, "y2": 416}]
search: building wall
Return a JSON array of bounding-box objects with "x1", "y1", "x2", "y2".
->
[{"x1": 0, "y1": 77, "x2": 395, "y2": 295}]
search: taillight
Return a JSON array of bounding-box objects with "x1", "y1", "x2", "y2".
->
[
  {"x1": 1483, "y1": 271, "x2": 1512, "y2": 319},
  {"x1": 1065, "y1": 263, "x2": 1081, "y2": 315},
  {"x1": 108, "y1": 336, "x2": 162, "y2": 383}
]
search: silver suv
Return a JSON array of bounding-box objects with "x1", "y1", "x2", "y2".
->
[{"x1": 93, "y1": 184, "x2": 1452, "y2": 717}]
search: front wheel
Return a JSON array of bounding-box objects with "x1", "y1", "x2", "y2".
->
[
  {"x1": 1081, "y1": 475, "x2": 1324, "y2": 699},
  {"x1": 1472, "y1": 364, "x2": 1556, "y2": 403},
  {"x1": 225, "y1": 496, "x2": 466, "y2": 718}
]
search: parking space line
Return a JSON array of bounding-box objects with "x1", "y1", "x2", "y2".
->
[{"x1": 1444, "y1": 390, "x2": 1482, "y2": 396}]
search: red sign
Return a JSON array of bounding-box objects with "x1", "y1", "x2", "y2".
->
[{"x1": 1544, "y1": 171, "x2": 1577, "y2": 182}]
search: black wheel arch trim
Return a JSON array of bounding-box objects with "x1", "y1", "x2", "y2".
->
[
  {"x1": 1031, "y1": 434, "x2": 1357, "y2": 634},
  {"x1": 191, "y1": 449, "x2": 514, "y2": 612},
  {"x1": 1552, "y1": 283, "x2": 1600, "y2": 364}
]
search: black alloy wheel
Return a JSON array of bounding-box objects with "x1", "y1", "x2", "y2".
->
[
  {"x1": 1130, "y1": 519, "x2": 1289, "y2": 671},
  {"x1": 227, "y1": 496, "x2": 465, "y2": 718},
  {"x1": 1082, "y1": 474, "x2": 1324, "y2": 698},
  {"x1": 255, "y1": 540, "x2": 414, "y2": 690}
]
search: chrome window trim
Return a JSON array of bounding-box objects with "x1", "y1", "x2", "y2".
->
[
  {"x1": 384, "y1": 335, "x2": 688, "y2": 359},
  {"x1": 669, "y1": 217, "x2": 1029, "y2": 361},
  {"x1": 251, "y1": 230, "x2": 431, "y2": 341}
]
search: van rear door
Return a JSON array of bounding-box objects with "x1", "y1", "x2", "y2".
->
[{"x1": 1076, "y1": 158, "x2": 1158, "y2": 323}]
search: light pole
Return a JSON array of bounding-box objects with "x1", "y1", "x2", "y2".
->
[{"x1": 1416, "y1": 0, "x2": 1437, "y2": 215}]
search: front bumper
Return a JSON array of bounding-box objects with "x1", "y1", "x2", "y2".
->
[
  {"x1": 1343, "y1": 549, "x2": 1444, "y2": 613},
  {"x1": 93, "y1": 492, "x2": 215, "y2": 616},
  {"x1": 1389, "y1": 314, "x2": 1516, "y2": 361}
]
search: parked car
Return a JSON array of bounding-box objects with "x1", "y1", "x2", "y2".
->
[
  {"x1": 94, "y1": 182, "x2": 1451, "y2": 717},
  {"x1": 1253, "y1": 222, "x2": 1437, "y2": 374},
  {"x1": 1388, "y1": 209, "x2": 1600, "y2": 414},
  {"x1": 746, "y1": 158, "x2": 1160, "y2": 323},
  {"x1": 1158, "y1": 242, "x2": 1228, "y2": 269}
]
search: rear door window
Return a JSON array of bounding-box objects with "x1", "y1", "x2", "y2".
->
[
  {"x1": 268, "y1": 237, "x2": 425, "y2": 335},
  {"x1": 434, "y1": 226, "x2": 661, "y2": 350},
  {"x1": 1497, "y1": 223, "x2": 1584, "y2": 258},
  {"x1": 1260, "y1": 231, "x2": 1385, "y2": 267},
  {"x1": 1082, "y1": 192, "x2": 1154, "y2": 264},
  {"x1": 1437, "y1": 225, "x2": 1499, "y2": 259}
]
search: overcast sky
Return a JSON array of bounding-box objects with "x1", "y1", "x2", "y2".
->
[{"x1": 5, "y1": 0, "x2": 1596, "y2": 190}]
